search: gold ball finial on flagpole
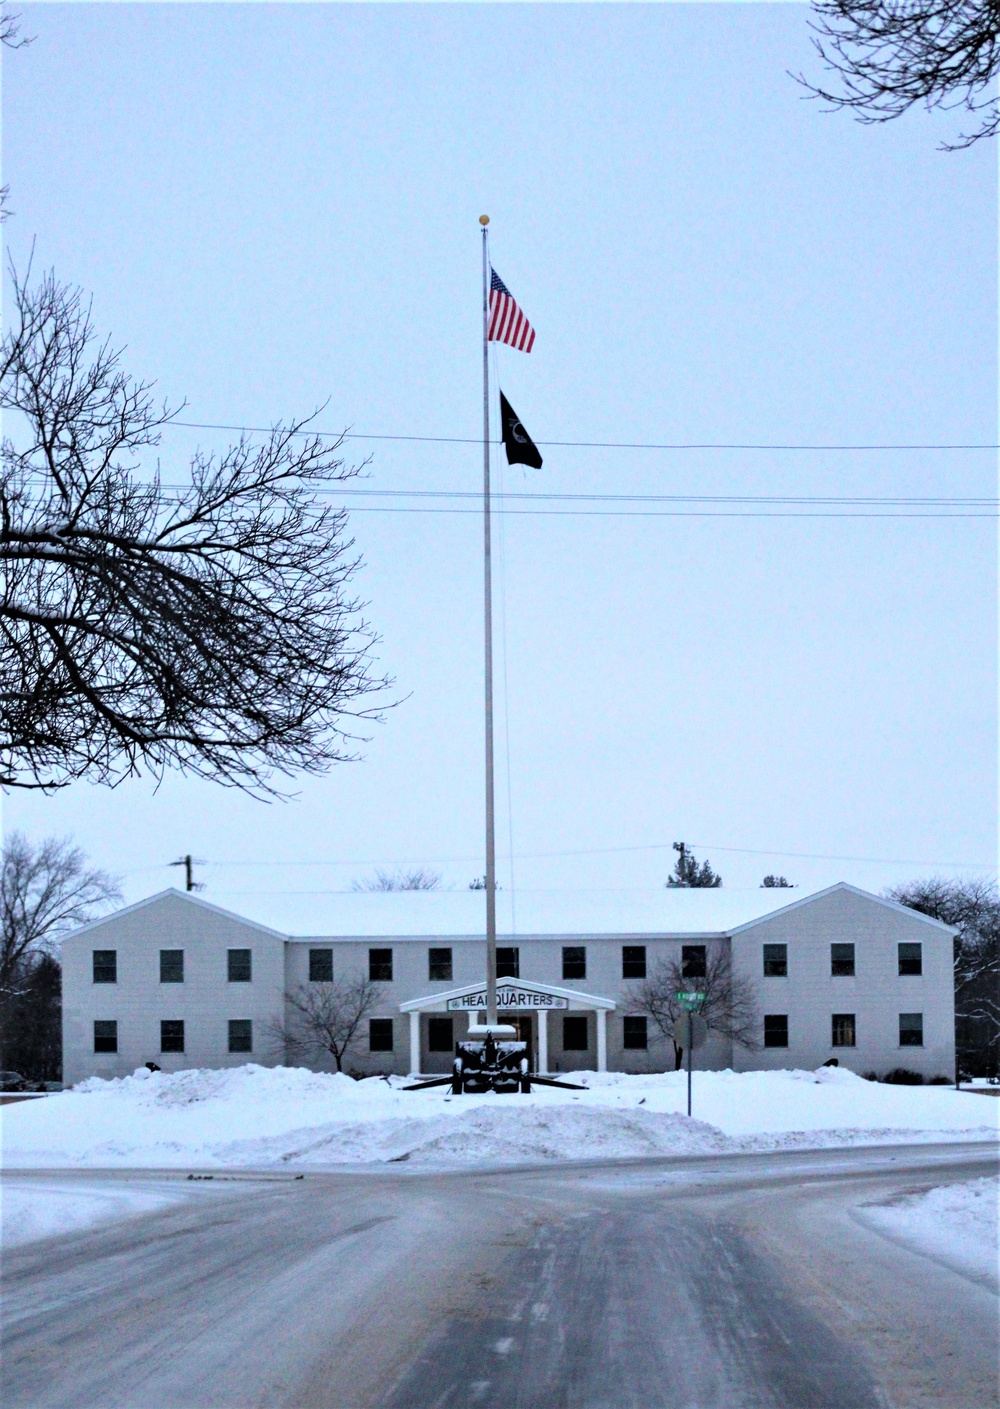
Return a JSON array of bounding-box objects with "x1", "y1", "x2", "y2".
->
[{"x1": 479, "y1": 215, "x2": 490, "y2": 225}]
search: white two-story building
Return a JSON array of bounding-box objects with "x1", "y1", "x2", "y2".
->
[{"x1": 59, "y1": 882, "x2": 956, "y2": 1086}]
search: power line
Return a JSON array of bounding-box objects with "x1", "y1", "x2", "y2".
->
[
  {"x1": 167, "y1": 419, "x2": 998, "y2": 453},
  {"x1": 179, "y1": 842, "x2": 990, "y2": 870}
]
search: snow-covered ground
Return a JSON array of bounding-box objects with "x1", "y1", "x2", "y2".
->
[
  {"x1": 2, "y1": 1063, "x2": 996, "y2": 1171},
  {"x1": 861, "y1": 1177, "x2": 999, "y2": 1284},
  {"x1": 0, "y1": 1178, "x2": 193, "y2": 1248}
]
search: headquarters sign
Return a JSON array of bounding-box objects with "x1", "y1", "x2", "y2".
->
[{"x1": 447, "y1": 987, "x2": 568, "y2": 1012}]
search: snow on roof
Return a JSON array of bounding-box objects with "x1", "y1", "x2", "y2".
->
[{"x1": 286, "y1": 886, "x2": 814, "y2": 940}]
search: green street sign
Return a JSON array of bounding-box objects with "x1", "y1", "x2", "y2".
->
[{"x1": 675, "y1": 991, "x2": 706, "y2": 1009}]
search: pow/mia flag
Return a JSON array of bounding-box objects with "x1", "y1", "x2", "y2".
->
[{"x1": 499, "y1": 391, "x2": 543, "y2": 469}]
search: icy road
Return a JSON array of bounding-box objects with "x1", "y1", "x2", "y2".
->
[{"x1": 2, "y1": 1143, "x2": 996, "y2": 1409}]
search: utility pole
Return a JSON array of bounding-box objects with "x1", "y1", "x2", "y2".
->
[{"x1": 170, "y1": 855, "x2": 204, "y2": 892}]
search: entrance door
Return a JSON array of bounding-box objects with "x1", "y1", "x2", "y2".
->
[{"x1": 504, "y1": 1013, "x2": 534, "y2": 1066}]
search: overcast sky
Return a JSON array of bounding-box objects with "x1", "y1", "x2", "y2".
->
[{"x1": 2, "y1": 3, "x2": 996, "y2": 932}]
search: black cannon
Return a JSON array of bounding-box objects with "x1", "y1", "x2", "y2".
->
[
  {"x1": 403, "y1": 1030, "x2": 585, "y2": 1094},
  {"x1": 453, "y1": 1032, "x2": 531, "y2": 1094}
]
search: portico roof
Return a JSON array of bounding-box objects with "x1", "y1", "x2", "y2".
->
[{"x1": 399, "y1": 976, "x2": 616, "y2": 1013}]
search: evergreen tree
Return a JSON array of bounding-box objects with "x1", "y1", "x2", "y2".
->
[{"x1": 666, "y1": 843, "x2": 722, "y2": 888}]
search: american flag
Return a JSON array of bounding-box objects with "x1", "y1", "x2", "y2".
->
[{"x1": 488, "y1": 268, "x2": 536, "y2": 353}]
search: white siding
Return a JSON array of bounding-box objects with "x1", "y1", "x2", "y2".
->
[{"x1": 61, "y1": 892, "x2": 286, "y2": 1085}]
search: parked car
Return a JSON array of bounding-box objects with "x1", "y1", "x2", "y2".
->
[{"x1": 0, "y1": 1070, "x2": 28, "y2": 1091}]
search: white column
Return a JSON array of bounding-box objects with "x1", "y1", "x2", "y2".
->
[
  {"x1": 537, "y1": 1009, "x2": 548, "y2": 1074},
  {"x1": 409, "y1": 1011, "x2": 420, "y2": 1076},
  {"x1": 596, "y1": 1009, "x2": 607, "y2": 1073}
]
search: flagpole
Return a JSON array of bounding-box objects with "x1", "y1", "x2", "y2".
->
[{"x1": 480, "y1": 214, "x2": 498, "y2": 1031}]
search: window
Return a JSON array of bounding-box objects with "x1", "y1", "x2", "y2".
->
[
  {"x1": 94, "y1": 1020, "x2": 118, "y2": 1053},
  {"x1": 369, "y1": 1018, "x2": 394, "y2": 1052},
  {"x1": 160, "y1": 1020, "x2": 185, "y2": 1053},
  {"x1": 832, "y1": 1013, "x2": 856, "y2": 1048},
  {"x1": 898, "y1": 943, "x2": 922, "y2": 977},
  {"x1": 228, "y1": 949, "x2": 252, "y2": 983},
  {"x1": 309, "y1": 949, "x2": 333, "y2": 982},
  {"x1": 428, "y1": 948, "x2": 453, "y2": 982},
  {"x1": 428, "y1": 1017, "x2": 454, "y2": 1052},
  {"x1": 563, "y1": 1015, "x2": 589, "y2": 1050},
  {"x1": 899, "y1": 1013, "x2": 923, "y2": 1047},
  {"x1": 623, "y1": 1015, "x2": 647, "y2": 1050},
  {"x1": 562, "y1": 946, "x2": 586, "y2": 981},
  {"x1": 160, "y1": 950, "x2": 184, "y2": 983},
  {"x1": 369, "y1": 948, "x2": 393, "y2": 982},
  {"x1": 228, "y1": 1020, "x2": 253, "y2": 1054},
  {"x1": 497, "y1": 947, "x2": 519, "y2": 978},
  {"x1": 831, "y1": 943, "x2": 855, "y2": 977},
  {"x1": 764, "y1": 1015, "x2": 789, "y2": 1048},
  {"x1": 622, "y1": 945, "x2": 646, "y2": 979},
  {"x1": 681, "y1": 945, "x2": 707, "y2": 979},
  {"x1": 763, "y1": 944, "x2": 787, "y2": 978},
  {"x1": 93, "y1": 950, "x2": 117, "y2": 984}
]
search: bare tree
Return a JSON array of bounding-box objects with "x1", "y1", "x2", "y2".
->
[
  {"x1": 0, "y1": 9, "x2": 32, "y2": 223},
  {"x1": 630, "y1": 945, "x2": 760, "y2": 1069},
  {"x1": 886, "y1": 876, "x2": 999, "y2": 1073},
  {"x1": 798, "y1": 0, "x2": 1000, "y2": 149},
  {"x1": 270, "y1": 976, "x2": 381, "y2": 1072},
  {"x1": 351, "y1": 868, "x2": 441, "y2": 892},
  {"x1": 0, "y1": 831, "x2": 121, "y2": 1070},
  {"x1": 0, "y1": 269, "x2": 386, "y2": 794}
]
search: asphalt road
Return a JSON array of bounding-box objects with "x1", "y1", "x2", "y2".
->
[{"x1": 2, "y1": 1143, "x2": 997, "y2": 1409}]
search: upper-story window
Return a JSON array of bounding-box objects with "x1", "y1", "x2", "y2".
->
[
  {"x1": 562, "y1": 946, "x2": 586, "y2": 981},
  {"x1": 763, "y1": 944, "x2": 787, "y2": 977},
  {"x1": 369, "y1": 948, "x2": 393, "y2": 982},
  {"x1": 93, "y1": 950, "x2": 117, "y2": 984},
  {"x1": 160, "y1": 950, "x2": 184, "y2": 983},
  {"x1": 309, "y1": 948, "x2": 333, "y2": 982},
  {"x1": 831, "y1": 943, "x2": 855, "y2": 977},
  {"x1": 228, "y1": 949, "x2": 252, "y2": 982},
  {"x1": 496, "y1": 947, "x2": 519, "y2": 978},
  {"x1": 428, "y1": 948, "x2": 453, "y2": 981},
  {"x1": 898, "y1": 943, "x2": 922, "y2": 976},
  {"x1": 681, "y1": 945, "x2": 707, "y2": 979},
  {"x1": 622, "y1": 945, "x2": 646, "y2": 979}
]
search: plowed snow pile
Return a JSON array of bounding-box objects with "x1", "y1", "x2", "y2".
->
[
  {"x1": 2, "y1": 1064, "x2": 996, "y2": 1170},
  {"x1": 861, "y1": 1176, "x2": 999, "y2": 1283}
]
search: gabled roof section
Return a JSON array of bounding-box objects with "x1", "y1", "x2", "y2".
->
[
  {"x1": 728, "y1": 881, "x2": 959, "y2": 935},
  {"x1": 61, "y1": 888, "x2": 290, "y2": 943}
]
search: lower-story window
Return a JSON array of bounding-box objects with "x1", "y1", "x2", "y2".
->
[
  {"x1": 763, "y1": 1014, "x2": 789, "y2": 1048},
  {"x1": 622, "y1": 1015, "x2": 647, "y2": 1050},
  {"x1": 428, "y1": 1017, "x2": 454, "y2": 1052},
  {"x1": 370, "y1": 1018, "x2": 394, "y2": 1052},
  {"x1": 899, "y1": 1012, "x2": 923, "y2": 1047},
  {"x1": 228, "y1": 1019, "x2": 253, "y2": 1054},
  {"x1": 161, "y1": 1020, "x2": 185, "y2": 1053},
  {"x1": 94, "y1": 1020, "x2": 118, "y2": 1053},
  {"x1": 831, "y1": 1013, "x2": 856, "y2": 1048},
  {"x1": 563, "y1": 1015, "x2": 589, "y2": 1050}
]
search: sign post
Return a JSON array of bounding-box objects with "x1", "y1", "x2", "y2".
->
[{"x1": 674, "y1": 993, "x2": 708, "y2": 1118}]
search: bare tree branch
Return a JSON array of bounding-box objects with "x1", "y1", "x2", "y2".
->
[
  {"x1": 629, "y1": 945, "x2": 760, "y2": 1069},
  {"x1": 797, "y1": 0, "x2": 1000, "y2": 149},
  {"x1": 0, "y1": 268, "x2": 389, "y2": 793},
  {"x1": 886, "y1": 875, "x2": 1000, "y2": 1071},
  {"x1": 268, "y1": 976, "x2": 381, "y2": 1072},
  {"x1": 351, "y1": 868, "x2": 442, "y2": 892}
]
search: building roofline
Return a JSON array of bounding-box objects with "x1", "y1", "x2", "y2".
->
[
  {"x1": 61, "y1": 888, "x2": 290, "y2": 943},
  {"x1": 728, "y1": 880, "x2": 959, "y2": 935}
]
